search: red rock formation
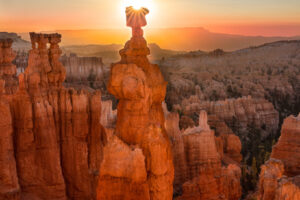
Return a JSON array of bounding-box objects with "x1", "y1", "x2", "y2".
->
[
  {"x1": 175, "y1": 111, "x2": 241, "y2": 200},
  {"x1": 0, "y1": 38, "x2": 18, "y2": 94},
  {"x1": 97, "y1": 132, "x2": 150, "y2": 200},
  {"x1": 178, "y1": 111, "x2": 241, "y2": 200},
  {"x1": 177, "y1": 164, "x2": 241, "y2": 200},
  {"x1": 177, "y1": 96, "x2": 279, "y2": 138},
  {"x1": 98, "y1": 7, "x2": 174, "y2": 200},
  {"x1": 0, "y1": 33, "x2": 106, "y2": 200},
  {"x1": 163, "y1": 104, "x2": 188, "y2": 194},
  {"x1": 0, "y1": 79, "x2": 20, "y2": 199},
  {"x1": 274, "y1": 176, "x2": 300, "y2": 200},
  {"x1": 60, "y1": 53, "x2": 104, "y2": 84},
  {"x1": 100, "y1": 100, "x2": 117, "y2": 129},
  {"x1": 257, "y1": 159, "x2": 285, "y2": 200},
  {"x1": 257, "y1": 114, "x2": 300, "y2": 200},
  {"x1": 164, "y1": 108, "x2": 242, "y2": 200},
  {"x1": 208, "y1": 114, "x2": 242, "y2": 164},
  {"x1": 271, "y1": 113, "x2": 300, "y2": 176}
]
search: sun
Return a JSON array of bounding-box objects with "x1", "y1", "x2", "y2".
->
[{"x1": 123, "y1": 0, "x2": 153, "y2": 10}]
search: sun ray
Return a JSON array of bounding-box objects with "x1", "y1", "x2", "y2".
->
[{"x1": 123, "y1": 0, "x2": 152, "y2": 10}]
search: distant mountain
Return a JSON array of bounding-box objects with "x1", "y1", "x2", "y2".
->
[
  {"x1": 19, "y1": 28, "x2": 300, "y2": 51},
  {"x1": 1, "y1": 32, "x2": 184, "y2": 63},
  {"x1": 146, "y1": 27, "x2": 300, "y2": 51},
  {"x1": 0, "y1": 32, "x2": 31, "y2": 51},
  {"x1": 61, "y1": 43, "x2": 185, "y2": 64}
]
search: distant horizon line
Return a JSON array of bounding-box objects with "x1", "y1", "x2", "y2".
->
[{"x1": 11, "y1": 26, "x2": 300, "y2": 38}]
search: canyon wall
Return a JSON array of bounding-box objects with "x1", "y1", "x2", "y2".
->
[
  {"x1": 175, "y1": 95, "x2": 279, "y2": 138},
  {"x1": 163, "y1": 105, "x2": 242, "y2": 199},
  {"x1": 60, "y1": 53, "x2": 104, "y2": 84},
  {"x1": 257, "y1": 113, "x2": 300, "y2": 200},
  {"x1": 14, "y1": 52, "x2": 105, "y2": 90},
  {"x1": 0, "y1": 33, "x2": 106, "y2": 200},
  {"x1": 0, "y1": 38, "x2": 18, "y2": 94}
]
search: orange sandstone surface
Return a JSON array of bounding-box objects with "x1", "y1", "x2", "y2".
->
[
  {"x1": 0, "y1": 10, "x2": 245, "y2": 199},
  {"x1": 97, "y1": 7, "x2": 174, "y2": 200},
  {"x1": 0, "y1": 33, "x2": 106, "y2": 200},
  {"x1": 257, "y1": 114, "x2": 300, "y2": 200},
  {"x1": 164, "y1": 109, "x2": 242, "y2": 200}
]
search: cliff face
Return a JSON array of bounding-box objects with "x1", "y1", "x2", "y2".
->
[
  {"x1": 0, "y1": 39, "x2": 18, "y2": 94},
  {"x1": 163, "y1": 108, "x2": 242, "y2": 200},
  {"x1": 177, "y1": 96, "x2": 279, "y2": 137},
  {"x1": 208, "y1": 114, "x2": 242, "y2": 164},
  {"x1": 178, "y1": 112, "x2": 242, "y2": 200},
  {"x1": 0, "y1": 80, "x2": 20, "y2": 200},
  {"x1": 257, "y1": 114, "x2": 300, "y2": 200},
  {"x1": 60, "y1": 53, "x2": 104, "y2": 84},
  {"x1": 0, "y1": 33, "x2": 106, "y2": 200},
  {"x1": 14, "y1": 52, "x2": 105, "y2": 92},
  {"x1": 97, "y1": 131, "x2": 150, "y2": 200},
  {"x1": 271, "y1": 114, "x2": 300, "y2": 176}
]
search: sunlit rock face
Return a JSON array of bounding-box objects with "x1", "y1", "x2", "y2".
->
[
  {"x1": 97, "y1": 131, "x2": 150, "y2": 200},
  {"x1": 0, "y1": 79, "x2": 20, "y2": 200},
  {"x1": 100, "y1": 100, "x2": 117, "y2": 129},
  {"x1": 257, "y1": 114, "x2": 300, "y2": 200},
  {"x1": 97, "y1": 6, "x2": 174, "y2": 200},
  {"x1": 271, "y1": 114, "x2": 300, "y2": 176},
  {"x1": 0, "y1": 33, "x2": 106, "y2": 200},
  {"x1": 164, "y1": 108, "x2": 242, "y2": 200}
]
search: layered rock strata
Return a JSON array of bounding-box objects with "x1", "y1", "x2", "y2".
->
[
  {"x1": 164, "y1": 108, "x2": 242, "y2": 200},
  {"x1": 0, "y1": 38, "x2": 18, "y2": 94},
  {"x1": 0, "y1": 79, "x2": 20, "y2": 199},
  {"x1": 97, "y1": 7, "x2": 174, "y2": 200},
  {"x1": 60, "y1": 53, "x2": 104, "y2": 84},
  {"x1": 0, "y1": 33, "x2": 106, "y2": 200},
  {"x1": 177, "y1": 111, "x2": 242, "y2": 200},
  {"x1": 176, "y1": 96, "x2": 279, "y2": 138},
  {"x1": 257, "y1": 114, "x2": 300, "y2": 200}
]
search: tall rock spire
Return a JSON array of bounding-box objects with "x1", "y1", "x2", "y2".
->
[{"x1": 98, "y1": 6, "x2": 174, "y2": 200}]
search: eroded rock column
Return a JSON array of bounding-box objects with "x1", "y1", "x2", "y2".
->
[
  {"x1": 11, "y1": 32, "x2": 105, "y2": 200},
  {"x1": 97, "y1": 6, "x2": 174, "y2": 200},
  {"x1": 0, "y1": 78, "x2": 20, "y2": 199}
]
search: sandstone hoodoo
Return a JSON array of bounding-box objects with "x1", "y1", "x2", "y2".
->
[
  {"x1": 0, "y1": 38, "x2": 18, "y2": 94},
  {"x1": 163, "y1": 109, "x2": 242, "y2": 200},
  {"x1": 256, "y1": 113, "x2": 300, "y2": 200},
  {"x1": 97, "y1": 6, "x2": 174, "y2": 200},
  {"x1": 0, "y1": 33, "x2": 106, "y2": 200}
]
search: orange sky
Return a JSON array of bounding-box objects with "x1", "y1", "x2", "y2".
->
[{"x1": 1, "y1": 0, "x2": 300, "y2": 36}]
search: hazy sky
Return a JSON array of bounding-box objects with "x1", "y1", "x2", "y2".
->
[{"x1": 1, "y1": 0, "x2": 300, "y2": 36}]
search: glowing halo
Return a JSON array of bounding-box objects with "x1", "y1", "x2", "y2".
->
[{"x1": 123, "y1": 0, "x2": 153, "y2": 10}]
